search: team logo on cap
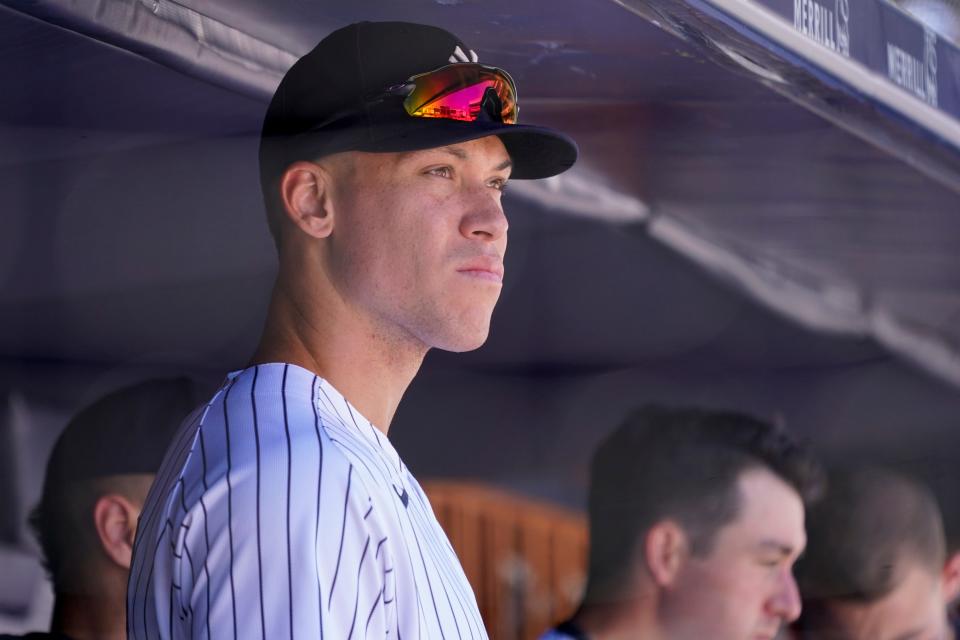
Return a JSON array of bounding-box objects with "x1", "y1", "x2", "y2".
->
[{"x1": 449, "y1": 45, "x2": 479, "y2": 63}]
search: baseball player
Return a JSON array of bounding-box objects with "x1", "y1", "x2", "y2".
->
[
  {"x1": 0, "y1": 378, "x2": 200, "y2": 640},
  {"x1": 539, "y1": 406, "x2": 823, "y2": 640},
  {"x1": 127, "y1": 21, "x2": 577, "y2": 639}
]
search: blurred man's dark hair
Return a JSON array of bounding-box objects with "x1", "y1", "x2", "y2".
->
[
  {"x1": 793, "y1": 466, "x2": 958, "y2": 640},
  {"x1": 3, "y1": 377, "x2": 202, "y2": 640},
  {"x1": 584, "y1": 405, "x2": 823, "y2": 605}
]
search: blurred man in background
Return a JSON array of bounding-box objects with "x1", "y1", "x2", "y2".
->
[
  {"x1": 0, "y1": 378, "x2": 200, "y2": 640},
  {"x1": 792, "y1": 466, "x2": 960, "y2": 640},
  {"x1": 540, "y1": 405, "x2": 823, "y2": 640}
]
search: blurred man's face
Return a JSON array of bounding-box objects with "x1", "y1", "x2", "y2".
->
[
  {"x1": 663, "y1": 467, "x2": 806, "y2": 640},
  {"x1": 813, "y1": 562, "x2": 949, "y2": 640}
]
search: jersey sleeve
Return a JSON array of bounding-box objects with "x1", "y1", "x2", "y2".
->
[{"x1": 170, "y1": 399, "x2": 395, "y2": 638}]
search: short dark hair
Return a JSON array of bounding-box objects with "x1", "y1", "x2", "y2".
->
[
  {"x1": 583, "y1": 405, "x2": 822, "y2": 604},
  {"x1": 795, "y1": 467, "x2": 945, "y2": 609}
]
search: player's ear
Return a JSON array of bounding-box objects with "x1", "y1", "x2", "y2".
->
[
  {"x1": 643, "y1": 519, "x2": 688, "y2": 587},
  {"x1": 942, "y1": 551, "x2": 960, "y2": 604},
  {"x1": 93, "y1": 493, "x2": 142, "y2": 570},
  {"x1": 280, "y1": 160, "x2": 335, "y2": 240}
]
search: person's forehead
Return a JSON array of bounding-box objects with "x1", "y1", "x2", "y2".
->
[
  {"x1": 830, "y1": 569, "x2": 941, "y2": 640},
  {"x1": 397, "y1": 137, "x2": 511, "y2": 164},
  {"x1": 874, "y1": 563, "x2": 942, "y2": 622},
  {"x1": 328, "y1": 138, "x2": 513, "y2": 182},
  {"x1": 739, "y1": 466, "x2": 804, "y2": 511},
  {"x1": 726, "y1": 467, "x2": 807, "y2": 548}
]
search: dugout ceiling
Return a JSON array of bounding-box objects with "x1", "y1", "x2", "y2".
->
[{"x1": 1, "y1": 0, "x2": 959, "y2": 388}]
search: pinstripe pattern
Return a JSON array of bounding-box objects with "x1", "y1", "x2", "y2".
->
[{"x1": 128, "y1": 362, "x2": 487, "y2": 639}]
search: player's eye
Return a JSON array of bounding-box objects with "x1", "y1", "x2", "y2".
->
[
  {"x1": 426, "y1": 166, "x2": 453, "y2": 179},
  {"x1": 489, "y1": 178, "x2": 508, "y2": 192}
]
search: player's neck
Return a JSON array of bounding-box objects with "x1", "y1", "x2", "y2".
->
[
  {"x1": 250, "y1": 274, "x2": 425, "y2": 434},
  {"x1": 51, "y1": 591, "x2": 126, "y2": 640},
  {"x1": 573, "y1": 592, "x2": 665, "y2": 640}
]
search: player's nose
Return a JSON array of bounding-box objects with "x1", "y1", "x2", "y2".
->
[
  {"x1": 459, "y1": 185, "x2": 508, "y2": 243},
  {"x1": 767, "y1": 569, "x2": 803, "y2": 623}
]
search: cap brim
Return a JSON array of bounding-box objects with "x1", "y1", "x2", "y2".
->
[{"x1": 352, "y1": 117, "x2": 579, "y2": 180}]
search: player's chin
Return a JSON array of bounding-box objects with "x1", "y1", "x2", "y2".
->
[
  {"x1": 431, "y1": 310, "x2": 494, "y2": 352},
  {"x1": 435, "y1": 323, "x2": 491, "y2": 353}
]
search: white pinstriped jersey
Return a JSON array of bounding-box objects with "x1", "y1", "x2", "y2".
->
[{"x1": 127, "y1": 362, "x2": 487, "y2": 639}]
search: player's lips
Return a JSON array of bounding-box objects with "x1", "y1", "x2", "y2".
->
[{"x1": 456, "y1": 257, "x2": 504, "y2": 284}]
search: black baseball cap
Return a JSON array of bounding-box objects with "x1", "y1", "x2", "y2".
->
[
  {"x1": 260, "y1": 21, "x2": 578, "y2": 180},
  {"x1": 39, "y1": 378, "x2": 202, "y2": 503}
]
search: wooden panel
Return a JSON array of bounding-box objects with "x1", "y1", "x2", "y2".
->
[{"x1": 422, "y1": 480, "x2": 588, "y2": 640}]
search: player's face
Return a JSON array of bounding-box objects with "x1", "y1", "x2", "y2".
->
[
  {"x1": 812, "y1": 563, "x2": 949, "y2": 640},
  {"x1": 327, "y1": 136, "x2": 511, "y2": 352},
  {"x1": 663, "y1": 467, "x2": 807, "y2": 640}
]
